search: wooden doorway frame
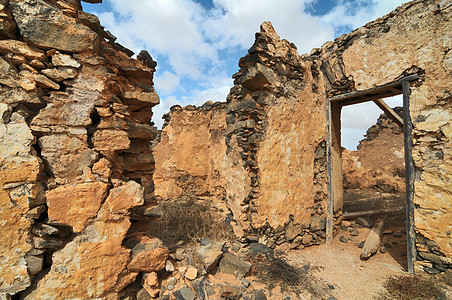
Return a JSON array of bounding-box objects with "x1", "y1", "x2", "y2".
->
[{"x1": 325, "y1": 74, "x2": 418, "y2": 273}]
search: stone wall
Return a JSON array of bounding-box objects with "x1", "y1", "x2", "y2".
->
[
  {"x1": 311, "y1": 0, "x2": 451, "y2": 272},
  {"x1": 0, "y1": 1, "x2": 450, "y2": 298},
  {"x1": 152, "y1": 1, "x2": 452, "y2": 266},
  {"x1": 0, "y1": 0, "x2": 166, "y2": 298},
  {"x1": 153, "y1": 102, "x2": 227, "y2": 202},
  {"x1": 224, "y1": 22, "x2": 328, "y2": 248}
]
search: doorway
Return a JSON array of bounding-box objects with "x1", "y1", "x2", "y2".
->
[{"x1": 325, "y1": 74, "x2": 418, "y2": 273}]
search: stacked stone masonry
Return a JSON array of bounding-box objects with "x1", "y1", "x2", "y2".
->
[
  {"x1": 0, "y1": 0, "x2": 166, "y2": 298},
  {"x1": 154, "y1": 0, "x2": 451, "y2": 275},
  {"x1": 0, "y1": 0, "x2": 451, "y2": 298}
]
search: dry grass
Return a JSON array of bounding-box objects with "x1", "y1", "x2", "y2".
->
[
  {"x1": 247, "y1": 253, "x2": 325, "y2": 297},
  {"x1": 148, "y1": 199, "x2": 235, "y2": 247},
  {"x1": 378, "y1": 275, "x2": 447, "y2": 300}
]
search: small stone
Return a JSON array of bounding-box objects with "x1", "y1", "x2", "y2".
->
[
  {"x1": 302, "y1": 234, "x2": 314, "y2": 245},
  {"x1": 173, "y1": 286, "x2": 196, "y2": 300},
  {"x1": 33, "y1": 74, "x2": 60, "y2": 89},
  {"x1": 166, "y1": 277, "x2": 177, "y2": 291},
  {"x1": 356, "y1": 217, "x2": 374, "y2": 228},
  {"x1": 25, "y1": 254, "x2": 43, "y2": 275},
  {"x1": 310, "y1": 214, "x2": 326, "y2": 232},
  {"x1": 285, "y1": 222, "x2": 302, "y2": 241},
  {"x1": 349, "y1": 229, "x2": 360, "y2": 236},
  {"x1": 358, "y1": 241, "x2": 365, "y2": 248},
  {"x1": 0, "y1": 40, "x2": 46, "y2": 61},
  {"x1": 339, "y1": 236, "x2": 348, "y2": 243},
  {"x1": 41, "y1": 67, "x2": 78, "y2": 82},
  {"x1": 32, "y1": 236, "x2": 63, "y2": 249},
  {"x1": 127, "y1": 235, "x2": 168, "y2": 272},
  {"x1": 218, "y1": 253, "x2": 251, "y2": 277},
  {"x1": 382, "y1": 229, "x2": 393, "y2": 235},
  {"x1": 380, "y1": 245, "x2": 387, "y2": 254},
  {"x1": 136, "y1": 288, "x2": 151, "y2": 300},
  {"x1": 251, "y1": 289, "x2": 267, "y2": 300},
  {"x1": 26, "y1": 205, "x2": 46, "y2": 219},
  {"x1": 185, "y1": 267, "x2": 198, "y2": 280},
  {"x1": 341, "y1": 221, "x2": 351, "y2": 227},
  {"x1": 166, "y1": 260, "x2": 175, "y2": 272},
  {"x1": 175, "y1": 248, "x2": 185, "y2": 261},
  {"x1": 31, "y1": 223, "x2": 59, "y2": 237},
  {"x1": 249, "y1": 243, "x2": 274, "y2": 259}
]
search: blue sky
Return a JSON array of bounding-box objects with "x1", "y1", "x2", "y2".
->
[{"x1": 82, "y1": 0, "x2": 407, "y2": 149}]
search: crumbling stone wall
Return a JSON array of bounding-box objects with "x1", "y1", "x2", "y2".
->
[
  {"x1": 153, "y1": 1, "x2": 451, "y2": 266},
  {"x1": 342, "y1": 108, "x2": 405, "y2": 193},
  {"x1": 153, "y1": 102, "x2": 228, "y2": 202},
  {"x1": 0, "y1": 0, "x2": 165, "y2": 298},
  {"x1": 310, "y1": 0, "x2": 451, "y2": 272},
  {"x1": 224, "y1": 22, "x2": 328, "y2": 248}
]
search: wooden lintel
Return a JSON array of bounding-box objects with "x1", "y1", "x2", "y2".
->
[
  {"x1": 328, "y1": 74, "x2": 418, "y2": 102},
  {"x1": 339, "y1": 91, "x2": 397, "y2": 106},
  {"x1": 373, "y1": 99, "x2": 404, "y2": 128}
]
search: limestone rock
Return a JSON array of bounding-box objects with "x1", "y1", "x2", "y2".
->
[
  {"x1": 218, "y1": 253, "x2": 251, "y2": 277},
  {"x1": 41, "y1": 67, "x2": 78, "y2": 82},
  {"x1": 127, "y1": 235, "x2": 168, "y2": 272},
  {"x1": 52, "y1": 52, "x2": 81, "y2": 68},
  {"x1": 123, "y1": 90, "x2": 160, "y2": 105},
  {"x1": 239, "y1": 63, "x2": 276, "y2": 90},
  {"x1": 10, "y1": 0, "x2": 99, "y2": 52},
  {"x1": 46, "y1": 181, "x2": 108, "y2": 232},
  {"x1": 360, "y1": 219, "x2": 384, "y2": 260},
  {"x1": 0, "y1": 39, "x2": 46, "y2": 61},
  {"x1": 99, "y1": 181, "x2": 144, "y2": 218},
  {"x1": 195, "y1": 241, "x2": 225, "y2": 272},
  {"x1": 92, "y1": 129, "x2": 130, "y2": 151},
  {"x1": 39, "y1": 134, "x2": 98, "y2": 181}
]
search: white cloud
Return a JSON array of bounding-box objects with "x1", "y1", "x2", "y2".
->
[
  {"x1": 87, "y1": 0, "x2": 410, "y2": 137},
  {"x1": 154, "y1": 71, "x2": 180, "y2": 95},
  {"x1": 321, "y1": 0, "x2": 408, "y2": 34}
]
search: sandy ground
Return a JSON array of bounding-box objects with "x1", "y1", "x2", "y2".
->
[{"x1": 286, "y1": 225, "x2": 411, "y2": 300}]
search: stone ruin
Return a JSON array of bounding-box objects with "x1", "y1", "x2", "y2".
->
[{"x1": 0, "y1": 0, "x2": 450, "y2": 299}]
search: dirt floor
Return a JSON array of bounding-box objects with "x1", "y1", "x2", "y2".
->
[
  {"x1": 288, "y1": 227, "x2": 405, "y2": 299},
  {"x1": 281, "y1": 224, "x2": 451, "y2": 300}
]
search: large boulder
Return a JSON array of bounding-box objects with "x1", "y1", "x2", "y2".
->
[{"x1": 10, "y1": 0, "x2": 99, "y2": 52}]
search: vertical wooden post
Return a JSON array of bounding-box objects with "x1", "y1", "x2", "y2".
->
[
  {"x1": 326, "y1": 100, "x2": 334, "y2": 243},
  {"x1": 403, "y1": 80, "x2": 416, "y2": 273}
]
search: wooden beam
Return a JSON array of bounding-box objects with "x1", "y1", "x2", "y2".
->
[
  {"x1": 328, "y1": 74, "x2": 418, "y2": 102},
  {"x1": 339, "y1": 91, "x2": 398, "y2": 106},
  {"x1": 343, "y1": 208, "x2": 404, "y2": 219},
  {"x1": 373, "y1": 99, "x2": 404, "y2": 128},
  {"x1": 403, "y1": 80, "x2": 416, "y2": 274},
  {"x1": 326, "y1": 100, "x2": 334, "y2": 243}
]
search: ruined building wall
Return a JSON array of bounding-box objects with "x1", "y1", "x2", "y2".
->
[
  {"x1": 342, "y1": 108, "x2": 406, "y2": 193},
  {"x1": 153, "y1": 0, "x2": 451, "y2": 263},
  {"x1": 224, "y1": 22, "x2": 328, "y2": 248},
  {"x1": 0, "y1": 0, "x2": 166, "y2": 298},
  {"x1": 153, "y1": 102, "x2": 228, "y2": 202},
  {"x1": 312, "y1": 0, "x2": 451, "y2": 272}
]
